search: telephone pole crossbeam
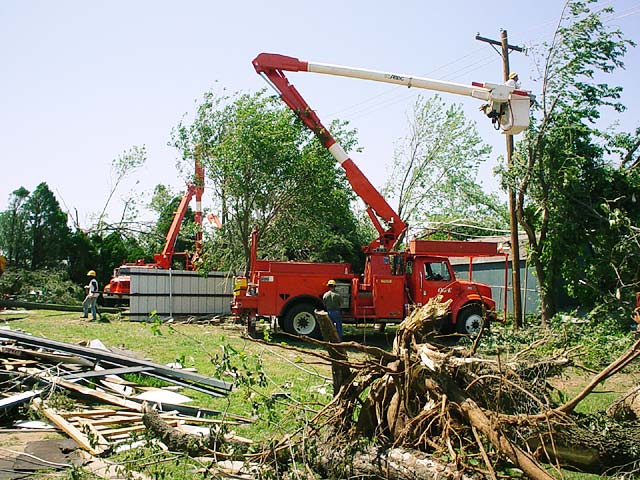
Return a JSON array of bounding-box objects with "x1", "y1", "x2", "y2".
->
[{"x1": 475, "y1": 33, "x2": 524, "y2": 52}]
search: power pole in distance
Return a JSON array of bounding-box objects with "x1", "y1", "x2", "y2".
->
[{"x1": 475, "y1": 30, "x2": 524, "y2": 329}]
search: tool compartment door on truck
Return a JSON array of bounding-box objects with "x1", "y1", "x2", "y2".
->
[
  {"x1": 256, "y1": 274, "x2": 278, "y2": 315},
  {"x1": 372, "y1": 276, "x2": 404, "y2": 319}
]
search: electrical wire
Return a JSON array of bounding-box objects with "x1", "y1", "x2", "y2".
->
[
  {"x1": 419, "y1": 221, "x2": 511, "y2": 234},
  {"x1": 323, "y1": 1, "x2": 640, "y2": 123}
]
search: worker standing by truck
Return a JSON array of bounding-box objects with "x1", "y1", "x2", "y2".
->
[
  {"x1": 82, "y1": 270, "x2": 100, "y2": 321},
  {"x1": 323, "y1": 280, "x2": 343, "y2": 340}
]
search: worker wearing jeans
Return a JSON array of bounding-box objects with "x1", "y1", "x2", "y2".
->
[
  {"x1": 323, "y1": 280, "x2": 343, "y2": 340},
  {"x1": 82, "y1": 270, "x2": 100, "y2": 321}
]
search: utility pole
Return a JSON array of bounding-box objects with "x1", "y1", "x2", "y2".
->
[{"x1": 475, "y1": 30, "x2": 524, "y2": 328}]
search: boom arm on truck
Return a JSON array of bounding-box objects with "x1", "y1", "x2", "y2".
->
[
  {"x1": 253, "y1": 53, "x2": 406, "y2": 253},
  {"x1": 235, "y1": 53, "x2": 515, "y2": 337},
  {"x1": 103, "y1": 152, "x2": 205, "y2": 305},
  {"x1": 153, "y1": 153, "x2": 205, "y2": 270},
  {"x1": 252, "y1": 53, "x2": 531, "y2": 252}
]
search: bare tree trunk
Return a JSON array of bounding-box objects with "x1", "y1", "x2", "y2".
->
[
  {"x1": 311, "y1": 428, "x2": 480, "y2": 480},
  {"x1": 315, "y1": 310, "x2": 351, "y2": 396},
  {"x1": 532, "y1": 253, "x2": 554, "y2": 326}
]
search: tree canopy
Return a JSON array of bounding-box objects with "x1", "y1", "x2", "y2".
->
[
  {"x1": 172, "y1": 90, "x2": 369, "y2": 273},
  {"x1": 384, "y1": 95, "x2": 508, "y2": 241},
  {"x1": 503, "y1": 0, "x2": 638, "y2": 323}
]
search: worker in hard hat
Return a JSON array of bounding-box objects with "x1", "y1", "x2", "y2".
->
[
  {"x1": 82, "y1": 270, "x2": 100, "y2": 320},
  {"x1": 322, "y1": 280, "x2": 343, "y2": 340},
  {"x1": 505, "y1": 72, "x2": 520, "y2": 89}
]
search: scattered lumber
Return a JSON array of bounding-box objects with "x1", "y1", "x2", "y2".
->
[
  {"x1": 0, "y1": 328, "x2": 250, "y2": 465},
  {"x1": 0, "y1": 328, "x2": 232, "y2": 396},
  {"x1": 32, "y1": 398, "x2": 110, "y2": 456}
]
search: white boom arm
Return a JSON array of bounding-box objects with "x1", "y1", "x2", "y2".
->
[{"x1": 262, "y1": 55, "x2": 531, "y2": 135}]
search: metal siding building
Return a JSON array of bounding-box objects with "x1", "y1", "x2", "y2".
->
[
  {"x1": 449, "y1": 235, "x2": 540, "y2": 316},
  {"x1": 451, "y1": 259, "x2": 539, "y2": 316},
  {"x1": 128, "y1": 268, "x2": 233, "y2": 321}
]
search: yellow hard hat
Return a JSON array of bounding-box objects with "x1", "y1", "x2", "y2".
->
[
  {"x1": 509, "y1": 72, "x2": 518, "y2": 79},
  {"x1": 87, "y1": 270, "x2": 96, "y2": 277},
  {"x1": 327, "y1": 279, "x2": 336, "y2": 287}
]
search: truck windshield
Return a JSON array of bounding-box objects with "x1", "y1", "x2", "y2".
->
[{"x1": 424, "y1": 261, "x2": 451, "y2": 281}]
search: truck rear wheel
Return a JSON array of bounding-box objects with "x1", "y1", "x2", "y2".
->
[
  {"x1": 283, "y1": 303, "x2": 321, "y2": 339},
  {"x1": 456, "y1": 304, "x2": 485, "y2": 335}
]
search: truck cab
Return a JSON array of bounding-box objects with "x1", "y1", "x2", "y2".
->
[{"x1": 406, "y1": 255, "x2": 495, "y2": 334}]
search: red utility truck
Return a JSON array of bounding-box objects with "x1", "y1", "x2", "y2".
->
[
  {"x1": 232, "y1": 53, "x2": 531, "y2": 337},
  {"x1": 102, "y1": 154, "x2": 205, "y2": 305}
]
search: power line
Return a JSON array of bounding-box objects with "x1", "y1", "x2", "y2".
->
[{"x1": 323, "y1": 2, "x2": 639, "y2": 123}]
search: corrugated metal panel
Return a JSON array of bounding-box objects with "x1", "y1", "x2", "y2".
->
[
  {"x1": 452, "y1": 260, "x2": 540, "y2": 315},
  {"x1": 129, "y1": 269, "x2": 233, "y2": 320}
]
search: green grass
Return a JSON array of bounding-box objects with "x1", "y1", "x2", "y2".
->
[
  {"x1": 2, "y1": 310, "x2": 635, "y2": 479},
  {"x1": 2, "y1": 311, "x2": 336, "y2": 442}
]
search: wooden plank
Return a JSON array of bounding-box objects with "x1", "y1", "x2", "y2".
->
[
  {"x1": 62, "y1": 365, "x2": 153, "y2": 380},
  {"x1": 83, "y1": 412, "x2": 241, "y2": 427},
  {"x1": 128, "y1": 398, "x2": 254, "y2": 422},
  {"x1": 0, "y1": 345, "x2": 95, "y2": 367},
  {"x1": 158, "y1": 414, "x2": 242, "y2": 425},
  {"x1": 78, "y1": 420, "x2": 111, "y2": 453},
  {"x1": 81, "y1": 415, "x2": 144, "y2": 426},
  {"x1": 32, "y1": 398, "x2": 108, "y2": 455},
  {"x1": 0, "y1": 359, "x2": 39, "y2": 366},
  {"x1": 60, "y1": 408, "x2": 123, "y2": 418},
  {"x1": 50, "y1": 377, "x2": 143, "y2": 411},
  {"x1": 100, "y1": 420, "x2": 180, "y2": 437}
]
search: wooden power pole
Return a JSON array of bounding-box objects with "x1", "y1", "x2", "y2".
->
[{"x1": 475, "y1": 30, "x2": 524, "y2": 328}]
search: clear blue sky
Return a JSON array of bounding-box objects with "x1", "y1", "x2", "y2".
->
[{"x1": 1, "y1": 0, "x2": 638, "y2": 228}]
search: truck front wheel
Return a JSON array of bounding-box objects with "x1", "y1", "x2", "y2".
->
[
  {"x1": 456, "y1": 304, "x2": 485, "y2": 335},
  {"x1": 283, "y1": 303, "x2": 321, "y2": 339}
]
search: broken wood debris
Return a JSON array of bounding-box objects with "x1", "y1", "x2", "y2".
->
[
  {"x1": 0, "y1": 328, "x2": 233, "y2": 395},
  {"x1": 0, "y1": 327, "x2": 252, "y2": 464},
  {"x1": 306, "y1": 297, "x2": 640, "y2": 478}
]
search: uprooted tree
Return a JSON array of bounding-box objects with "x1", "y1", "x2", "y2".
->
[
  {"x1": 303, "y1": 300, "x2": 640, "y2": 479},
  {"x1": 142, "y1": 298, "x2": 640, "y2": 479}
]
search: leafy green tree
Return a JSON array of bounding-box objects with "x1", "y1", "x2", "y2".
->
[
  {"x1": 95, "y1": 231, "x2": 142, "y2": 284},
  {"x1": 383, "y1": 95, "x2": 507, "y2": 241},
  {"x1": 67, "y1": 230, "x2": 97, "y2": 283},
  {"x1": 94, "y1": 145, "x2": 147, "y2": 236},
  {"x1": 23, "y1": 183, "x2": 72, "y2": 270},
  {"x1": 504, "y1": 0, "x2": 636, "y2": 324},
  {"x1": 172, "y1": 90, "x2": 367, "y2": 273},
  {"x1": 0, "y1": 187, "x2": 30, "y2": 266}
]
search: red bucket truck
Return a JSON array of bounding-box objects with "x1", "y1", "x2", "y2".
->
[{"x1": 232, "y1": 54, "x2": 531, "y2": 337}]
